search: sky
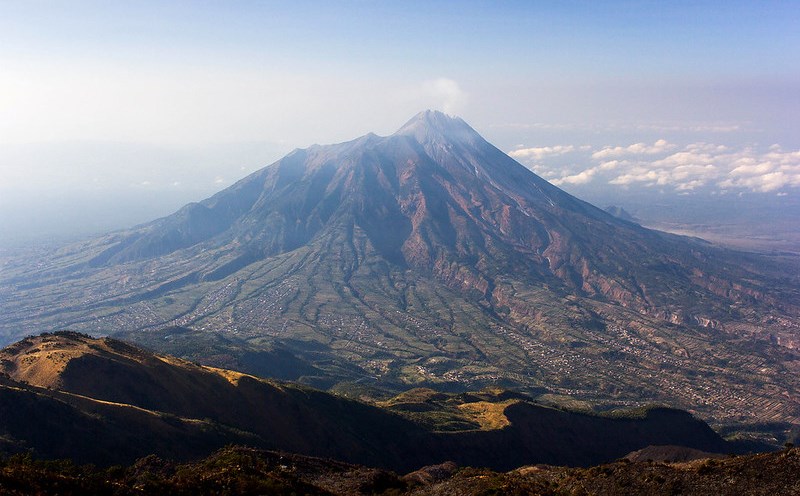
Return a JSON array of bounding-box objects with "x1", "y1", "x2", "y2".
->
[{"x1": 1, "y1": 0, "x2": 799, "y2": 245}]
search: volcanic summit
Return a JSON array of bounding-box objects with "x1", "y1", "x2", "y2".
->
[{"x1": 2, "y1": 110, "x2": 798, "y2": 428}]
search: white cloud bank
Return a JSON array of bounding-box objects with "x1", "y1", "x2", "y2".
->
[
  {"x1": 509, "y1": 145, "x2": 575, "y2": 160},
  {"x1": 591, "y1": 139, "x2": 676, "y2": 159},
  {"x1": 510, "y1": 140, "x2": 800, "y2": 194}
]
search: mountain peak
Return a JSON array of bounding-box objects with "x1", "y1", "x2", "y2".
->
[
  {"x1": 4, "y1": 111, "x2": 799, "y2": 434},
  {"x1": 394, "y1": 109, "x2": 482, "y2": 145}
]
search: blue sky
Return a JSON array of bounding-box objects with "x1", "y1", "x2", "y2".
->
[
  {"x1": 0, "y1": 1, "x2": 798, "y2": 242},
  {"x1": 4, "y1": 1, "x2": 797, "y2": 77},
  {"x1": 2, "y1": 1, "x2": 797, "y2": 143}
]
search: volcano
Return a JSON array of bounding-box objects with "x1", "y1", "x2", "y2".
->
[{"x1": 2, "y1": 111, "x2": 799, "y2": 430}]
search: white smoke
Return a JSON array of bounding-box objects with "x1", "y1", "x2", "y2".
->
[{"x1": 422, "y1": 78, "x2": 468, "y2": 114}]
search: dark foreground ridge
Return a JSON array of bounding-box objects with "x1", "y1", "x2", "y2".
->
[
  {"x1": 2, "y1": 444, "x2": 799, "y2": 496},
  {"x1": 0, "y1": 332, "x2": 733, "y2": 472}
]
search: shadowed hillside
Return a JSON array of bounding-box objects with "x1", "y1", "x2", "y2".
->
[
  {"x1": 0, "y1": 332, "x2": 733, "y2": 471},
  {"x1": 1, "y1": 444, "x2": 798, "y2": 496}
]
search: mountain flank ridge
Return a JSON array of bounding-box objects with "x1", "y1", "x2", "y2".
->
[{"x1": 1, "y1": 111, "x2": 798, "y2": 433}]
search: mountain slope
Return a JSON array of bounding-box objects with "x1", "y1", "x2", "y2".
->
[
  {"x1": 0, "y1": 332, "x2": 430, "y2": 468},
  {"x1": 75, "y1": 111, "x2": 791, "y2": 318},
  {"x1": 0, "y1": 332, "x2": 731, "y2": 470},
  {"x1": 0, "y1": 111, "x2": 798, "y2": 431}
]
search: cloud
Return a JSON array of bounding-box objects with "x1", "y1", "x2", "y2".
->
[
  {"x1": 551, "y1": 167, "x2": 598, "y2": 185},
  {"x1": 509, "y1": 139, "x2": 800, "y2": 194},
  {"x1": 509, "y1": 145, "x2": 575, "y2": 160},
  {"x1": 609, "y1": 168, "x2": 662, "y2": 186},
  {"x1": 720, "y1": 169, "x2": 800, "y2": 192},
  {"x1": 675, "y1": 179, "x2": 706, "y2": 191},
  {"x1": 610, "y1": 145, "x2": 800, "y2": 192},
  {"x1": 592, "y1": 139, "x2": 676, "y2": 159},
  {"x1": 729, "y1": 161, "x2": 773, "y2": 177}
]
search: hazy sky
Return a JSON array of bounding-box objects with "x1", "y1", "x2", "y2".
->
[{"x1": 1, "y1": 1, "x2": 799, "y2": 243}]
